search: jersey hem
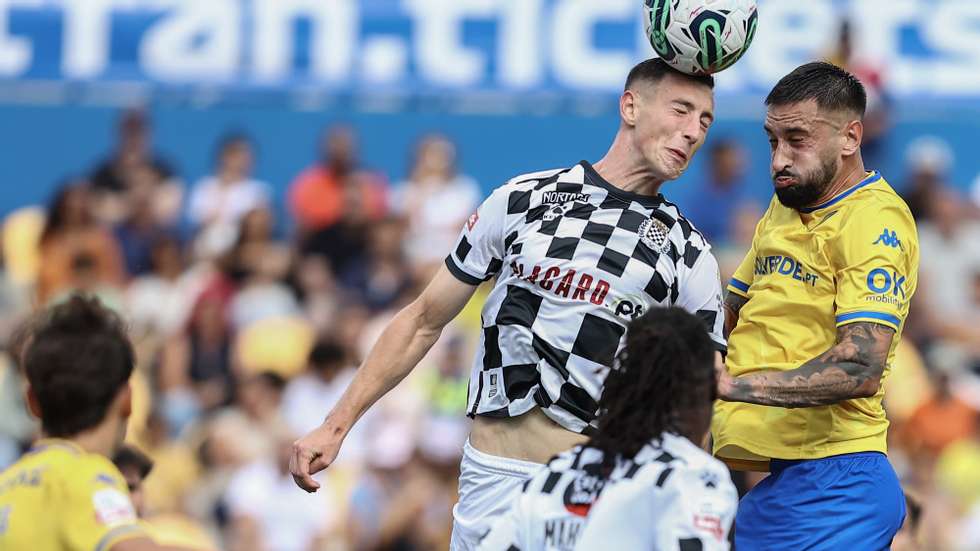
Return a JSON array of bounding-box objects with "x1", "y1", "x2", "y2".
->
[{"x1": 712, "y1": 437, "x2": 887, "y2": 464}]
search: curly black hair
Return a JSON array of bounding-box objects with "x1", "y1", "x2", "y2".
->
[{"x1": 586, "y1": 306, "x2": 716, "y2": 471}]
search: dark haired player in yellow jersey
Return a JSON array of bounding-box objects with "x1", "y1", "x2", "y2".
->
[
  {"x1": 0, "y1": 295, "x2": 198, "y2": 551},
  {"x1": 712, "y1": 62, "x2": 918, "y2": 550}
]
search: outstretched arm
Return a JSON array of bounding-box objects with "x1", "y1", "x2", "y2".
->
[
  {"x1": 290, "y1": 265, "x2": 478, "y2": 491},
  {"x1": 716, "y1": 322, "x2": 894, "y2": 408}
]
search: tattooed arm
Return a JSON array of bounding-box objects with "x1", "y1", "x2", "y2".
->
[
  {"x1": 716, "y1": 322, "x2": 895, "y2": 408},
  {"x1": 722, "y1": 292, "x2": 748, "y2": 340}
]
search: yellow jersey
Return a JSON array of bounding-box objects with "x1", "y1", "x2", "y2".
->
[
  {"x1": 0, "y1": 439, "x2": 145, "y2": 551},
  {"x1": 712, "y1": 172, "x2": 919, "y2": 465}
]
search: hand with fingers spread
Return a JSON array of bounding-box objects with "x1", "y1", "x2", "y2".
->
[{"x1": 290, "y1": 422, "x2": 346, "y2": 492}]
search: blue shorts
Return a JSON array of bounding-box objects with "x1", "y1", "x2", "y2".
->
[{"x1": 735, "y1": 451, "x2": 905, "y2": 551}]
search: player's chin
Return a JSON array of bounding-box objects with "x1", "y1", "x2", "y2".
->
[{"x1": 661, "y1": 159, "x2": 688, "y2": 181}]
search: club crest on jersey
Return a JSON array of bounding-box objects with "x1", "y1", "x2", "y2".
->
[{"x1": 638, "y1": 217, "x2": 671, "y2": 253}]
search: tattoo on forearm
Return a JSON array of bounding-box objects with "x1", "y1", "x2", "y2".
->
[
  {"x1": 722, "y1": 292, "x2": 748, "y2": 340},
  {"x1": 725, "y1": 322, "x2": 895, "y2": 408}
]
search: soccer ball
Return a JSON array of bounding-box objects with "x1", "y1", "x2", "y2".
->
[{"x1": 644, "y1": 0, "x2": 759, "y2": 76}]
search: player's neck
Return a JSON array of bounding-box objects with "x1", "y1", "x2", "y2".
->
[
  {"x1": 593, "y1": 136, "x2": 667, "y2": 198},
  {"x1": 62, "y1": 418, "x2": 123, "y2": 459},
  {"x1": 806, "y1": 159, "x2": 867, "y2": 209}
]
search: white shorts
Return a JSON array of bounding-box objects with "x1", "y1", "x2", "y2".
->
[{"x1": 450, "y1": 439, "x2": 544, "y2": 551}]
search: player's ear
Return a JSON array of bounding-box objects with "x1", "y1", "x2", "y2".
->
[
  {"x1": 117, "y1": 382, "x2": 133, "y2": 419},
  {"x1": 620, "y1": 89, "x2": 638, "y2": 127},
  {"x1": 841, "y1": 118, "x2": 863, "y2": 157},
  {"x1": 25, "y1": 385, "x2": 42, "y2": 420}
]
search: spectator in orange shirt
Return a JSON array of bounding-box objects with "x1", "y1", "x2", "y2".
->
[
  {"x1": 288, "y1": 125, "x2": 388, "y2": 237},
  {"x1": 37, "y1": 182, "x2": 125, "y2": 305},
  {"x1": 901, "y1": 369, "x2": 978, "y2": 462}
]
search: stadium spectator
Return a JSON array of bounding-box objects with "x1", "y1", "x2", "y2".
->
[
  {"x1": 288, "y1": 125, "x2": 388, "y2": 237},
  {"x1": 113, "y1": 170, "x2": 180, "y2": 277},
  {"x1": 900, "y1": 368, "x2": 978, "y2": 462},
  {"x1": 126, "y1": 235, "x2": 207, "y2": 339},
  {"x1": 393, "y1": 134, "x2": 481, "y2": 277},
  {"x1": 158, "y1": 282, "x2": 236, "y2": 426},
  {"x1": 37, "y1": 182, "x2": 125, "y2": 305},
  {"x1": 188, "y1": 134, "x2": 270, "y2": 259},
  {"x1": 681, "y1": 137, "x2": 752, "y2": 243},
  {"x1": 225, "y1": 429, "x2": 336, "y2": 551},
  {"x1": 90, "y1": 109, "x2": 184, "y2": 226},
  {"x1": 914, "y1": 188, "x2": 980, "y2": 360},
  {"x1": 901, "y1": 135, "x2": 955, "y2": 222},
  {"x1": 114, "y1": 444, "x2": 155, "y2": 517},
  {"x1": 339, "y1": 216, "x2": 415, "y2": 312},
  {"x1": 293, "y1": 254, "x2": 341, "y2": 332}
]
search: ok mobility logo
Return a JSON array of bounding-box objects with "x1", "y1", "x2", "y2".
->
[
  {"x1": 872, "y1": 228, "x2": 903, "y2": 250},
  {"x1": 866, "y1": 268, "x2": 907, "y2": 307}
]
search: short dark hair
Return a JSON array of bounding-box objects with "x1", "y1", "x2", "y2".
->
[
  {"x1": 24, "y1": 295, "x2": 135, "y2": 437},
  {"x1": 765, "y1": 61, "x2": 866, "y2": 118},
  {"x1": 113, "y1": 444, "x2": 154, "y2": 479},
  {"x1": 308, "y1": 339, "x2": 346, "y2": 371},
  {"x1": 625, "y1": 58, "x2": 714, "y2": 92},
  {"x1": 587, "y1": 307, "x2": 716, "y2": 470},
  {"x1": 215, "y1": 132, "x2": 252, "y2": 163}
]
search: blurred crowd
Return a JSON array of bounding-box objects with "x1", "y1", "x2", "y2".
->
[
  {"x1": 0, "y1": 112, "x2": 483, "y2": 551},
  {"x1": 0, "y1": 19, "x2": 979, "y2": 551}
]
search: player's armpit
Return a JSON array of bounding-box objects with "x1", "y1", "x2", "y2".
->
[
  {"x1": 717, "y1": 322, "x2": 894, "y2": 408},
  {"x1": 721, "y1": 292, "x2": 748, "y2": 340}
]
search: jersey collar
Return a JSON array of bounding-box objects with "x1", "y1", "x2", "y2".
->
[
  {"x1": 798, "y1": 171, "x2": 881, "y2": 214},
  {"x1": 29, "y1": 438, "x2": 84, "y2": 455},
  {"x1": 579, "y1": 161, "x2": 664, "y2": 208}
]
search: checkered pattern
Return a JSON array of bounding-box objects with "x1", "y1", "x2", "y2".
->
[
  {"x1": 446, "y1": 161, "x2": 725, "y2": 433},
  {"x1": 478, "y1": 434, "x2": 738, "y2": 551}
]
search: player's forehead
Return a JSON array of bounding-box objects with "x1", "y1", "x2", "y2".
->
[
  {"x1": 764, "y1": 100, "x2": 837, "y2": 134},
  {"x1": 650, "y1": 73, "x2": 715, "y2": 113}
]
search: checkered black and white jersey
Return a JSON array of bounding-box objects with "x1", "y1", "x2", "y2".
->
[
  {"x1": 445, "y1": 161, "x2": 725, "y2": 433},
  {"x1": 477, "y1": 433, "x2": 738, "y2": 551}
]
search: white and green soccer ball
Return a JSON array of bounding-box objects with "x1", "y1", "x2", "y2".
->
[{"x1": 644, "y1": 0, "x2": 759, "y2": 75}]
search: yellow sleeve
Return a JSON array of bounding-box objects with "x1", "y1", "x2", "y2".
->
[
  {"x1": 832, "y1": 201, "x2": 919, "y2": 332},
  {"x1": 60, "y1": 460, "x2": 145, "y2": 551},
  {"x1": 726, "y1": 208, "x2": 768, "y2": 298}
]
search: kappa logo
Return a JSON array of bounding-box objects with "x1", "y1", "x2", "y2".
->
[
  {"x1": 872, "y1": 228, "x2": 903, "y2": 249},
  {"x1": 637, "y1": 217, "x2": 671, "y2": 253}
]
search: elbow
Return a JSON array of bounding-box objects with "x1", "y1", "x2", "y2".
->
[{"x1": 853, "y1": 377, "x2": 882, "y2": 399}]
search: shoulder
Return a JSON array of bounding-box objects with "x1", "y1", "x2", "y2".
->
[
  {"x1": 504, "y1": 166, "x2": 572, "y2": 189},
  {"x1": 479, "y1": 165, "x2": 575, "y2": 214},
  {"x1": 837, "y1": 181, "x2": 918, "y2": 248},
  {"x1": 854, "y1": 178, "x2": 915, "y2": 221},
  {"x1": 72, "y1": 452, "x2": 129, "y2": 494}
]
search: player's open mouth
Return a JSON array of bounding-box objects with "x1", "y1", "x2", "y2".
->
[
  {"x1": 774, "y1": 176, "x2": 797, "y2": 188},
  {"x1": 667, "y1": 148, "x2": 688, "y2": 162}
]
